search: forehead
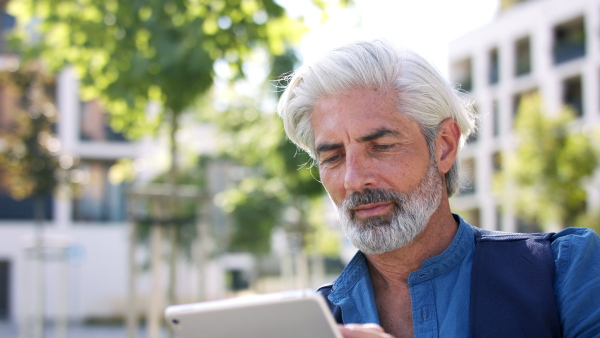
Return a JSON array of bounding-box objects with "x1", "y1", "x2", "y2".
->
[
  {"x1": 314, "y1": 87, "x2": 395, "y2": 117},
  {"x1": 311, "y1": 88, "x2": 420, "y2": 143}
]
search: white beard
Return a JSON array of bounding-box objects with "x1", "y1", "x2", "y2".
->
[{"x1": 337, "y1": 163, "x2": 443, "y2": 254}]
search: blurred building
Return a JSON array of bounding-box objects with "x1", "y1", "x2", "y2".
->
[
  {"x1": 0, "y1": 6, "x2": 337, "y2": 333},
  {"x1": 0, "y1": 26, "x2": 150, "y2": 329},
  {"x1": 0, "y1": 5, "x2": 190, "y2": 330},
  {"x1": 449, "y1": 0, "x2": 600, "y2": 231}
]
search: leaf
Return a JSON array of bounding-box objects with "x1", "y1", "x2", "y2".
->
[{"x1": 495, "y1": 93, "x2": 599, "y2": 228}]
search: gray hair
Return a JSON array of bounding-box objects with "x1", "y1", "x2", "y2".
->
[{"x1": 277, "y1": 39, "x2": 477, "y2": 197}]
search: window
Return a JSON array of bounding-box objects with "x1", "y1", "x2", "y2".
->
[
  {"x1": 459, "y1": 158, "x2": 476, "y2": 195},
  {"x1": 562, "y1": 75, "x2": 583, "y2": 117},
  {"x1": 452, "y1": 58, "x2": 473, "y2": 92},
  {"x1": 459, "y1": 208, "x2": 481, "y2": 227},
  {"x1": 492, "y1": 152, "x2": 503, "y2": 173},
  {"x1": 80, "y1": 100, "x2": 127, "y2": 142},
  {"x1": 0, "y1": 5, "x2": 16, "y2": 54},
  {"x1": 0, "y1": 188, "x2": 54, "y2": 220},
  {"x1": 553, "y1": 16, "x2": 586, "y2": 64},
  {"x1": 467, "y1": 105, "x2": 479, "y2": 144},
  {"x1": 515, "y1": 36, "x2": 531, "y2": 76},
  {"x1": 0, "y1": 260, "x2": 9, "y2": 319},
  {"x1": 512, "y1": 88, "x2": 538, "y2": 128},
  {"x1": 72, "y1": 160, "x2": 128, "y2": 222},
  {"x1": 489, "y1": 48, "x2": 499, "y2": 85},
  {"x1": 0, "y1": 84, "x2": 20, "y2": 132},
  {"x1": 495, "y1": 207, "x2": 504, "y2": 231},
  {"x1": 516, "y1": 217, "x2": 541, "y2": 233},
  {"x1": 228, "y1": 269, "x2": 251, "y2": 291},
  {"x1": 492, "y1": 101, "x2": 500, "y2": 137},
  {"x1": 500, "y1": 0, "x2": 534, "y2": 11}
]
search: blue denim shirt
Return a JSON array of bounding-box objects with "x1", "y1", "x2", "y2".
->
[{"x1": 326, "y1": 215, "x2": 600, "y2": 337}]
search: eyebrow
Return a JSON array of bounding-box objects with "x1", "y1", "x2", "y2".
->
[
  {"x1": 359, "y1": 128, "x2": 400, "y2": 142},
  {"x1": 316, "y1": 142, "x2": 343, "y2": 155},
  {"x1": 315, "y1": 128, "x2": 401, "y2": 157}
]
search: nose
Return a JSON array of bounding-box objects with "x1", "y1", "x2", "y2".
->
[{"x1": 344, "y1": 151, "x2": 376, "y2": 193}]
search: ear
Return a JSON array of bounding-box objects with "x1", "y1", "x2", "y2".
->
[{"x1": 435, "y1": 118, "x2": 461, "y2": 175}]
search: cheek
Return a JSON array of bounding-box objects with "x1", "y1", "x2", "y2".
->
[
  {"x1": 377, "y1": 157, "x2": 428, "y2": 190},
  {"x1": 319, "y1": 170, "x2": 345, "y2": 202}
]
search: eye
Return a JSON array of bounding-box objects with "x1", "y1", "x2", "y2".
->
[
  {"x1": 322, "y1": 154, "x2": 340, "y2": 164},
  {"x1": 319, "y1": 154, "x2": 341, "y2": 166},
  {"x1": 374, "y1": 144, "x2": 395, "y2": 151}
]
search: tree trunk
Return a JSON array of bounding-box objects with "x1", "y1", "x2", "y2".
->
[
  {"x1": 166, "y1": 109, "x2": 179, "y2": 338},
  {"x1": 126, "y1": 212, "x2": 138, "y2": 338},
  {"x1": 147, "y1": 220, "x2": 164, "y2": 338}
]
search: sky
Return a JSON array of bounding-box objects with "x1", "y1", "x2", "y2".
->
[{"x1": 288, "y1": 0, "x2": 500, "y2": 77}]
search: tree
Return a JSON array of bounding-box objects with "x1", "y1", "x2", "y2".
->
[
  {"x1": 8, "y1": 0, "x2": 347, "y2": 247},
  {"x1": 494, "y1": 93, "x2": 599, "y2": 230},
  {"x1": 204, "y1": 62, "x2": 340, "y2": 288},
  {"x1": 7, "y1": 0, "x2": 350, "y2": 335},
  {"x1": 0, "y1": 61, "x2": 80, "y2": 338},
  {"x1": 9, "y1": 0, "x2": 313, "y2": 136},
  {"x1": 209, "y1": 103, "x2": 336, "y2": 288},
  {"x1": 209, "y1": 99, "x2": 326, "y2": 253}
]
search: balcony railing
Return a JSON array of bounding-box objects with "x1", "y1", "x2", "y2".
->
[
  {"x1": 488, "y1": 65, "x2": 499, "y2": 85},
  {"x1": 553, "y1": 43, "x2": 585, "y2": 64}
]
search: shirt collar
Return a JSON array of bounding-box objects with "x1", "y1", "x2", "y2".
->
[
  {"x1": 331, "y1": 214, "x2": 474, "y2": 296},
  {"x1": 407, "y1": 214, "x2": 474, "y2": 285}
]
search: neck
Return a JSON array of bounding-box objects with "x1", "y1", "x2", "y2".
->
[{"x1": 365, "y1": 201, "x2": 458, "y2": 288}]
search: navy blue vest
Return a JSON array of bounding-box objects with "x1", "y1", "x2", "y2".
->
[{"x1": 317, "y1": 227, "x2": 562, "y2": 337}]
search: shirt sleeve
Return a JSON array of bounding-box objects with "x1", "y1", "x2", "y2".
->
[{"x1": 552, "y1": 227, "x2": 600, "y2": 337}]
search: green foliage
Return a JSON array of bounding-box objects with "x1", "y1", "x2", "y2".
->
[
  {"x1": 220, "y1": 177, "x2": 285, "y2": 254},
  {"x1": 0, "y1": 63, "x2": 79, "y2": 200},
  {"x1": 494, "y1": 93, "x2": 599, "y2": 228},
  {"x1": 207, "y1": 90, "x2": 326, "y2": 255},
  {"x1": 135, "y1": 216, "x2": 199, "y2": 262},
  {"x1": 573, "y1": 208, "x2": 600, "y2": 235},
  {"x1": 131, "y1": 157, "x2": 210, "y2": 260},
  {"x1": 8, "y1": 0, "x2": 308, "y2": 138},
  {"x1": 7, "y1": 0, "x2": 350, "y2": 256},
  {"x1": 305, "y1": 197, "x2": 340, "y2": 256}
]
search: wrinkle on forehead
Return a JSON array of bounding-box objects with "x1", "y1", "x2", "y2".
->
[{"x1": 311, "y1": 87, "x2": 415, "y2": 150}]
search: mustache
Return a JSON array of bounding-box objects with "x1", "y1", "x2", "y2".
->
[{"x1": 342, "y1": 188, "x2": 407, "y2": 211}]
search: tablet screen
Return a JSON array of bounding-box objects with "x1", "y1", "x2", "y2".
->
[{"x1": 164, "y1": 289, "x2": 342, "y2": 338}]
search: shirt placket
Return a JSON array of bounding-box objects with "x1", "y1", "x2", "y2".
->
[{"x1": 410, "y1": 275, "x2": 438, "y2": 338}]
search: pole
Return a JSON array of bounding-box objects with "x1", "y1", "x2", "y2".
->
[
  {"x1": 147, "y1": 198, "x2": 164, "y2": 338},
  {"x1": 55, "y1": 247, "x2": 68, "y2": 338},
  {"x1": 126, "y1": 216, "x2": 138, "y2": 338},
  {"x1": 33, "y1": 196, "x2": 45, "y2": 338}
]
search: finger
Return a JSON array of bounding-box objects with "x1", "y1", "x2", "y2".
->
[
  {"x1": 338, "y1": 324, "x2": 395, "y2": 338},
  {"x1": 343, "y1": 323, "x2": 385, "y2": 332}
]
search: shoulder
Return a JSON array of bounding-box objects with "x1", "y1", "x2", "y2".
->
[
  {"x1": 316, "y1": 283, "x2": 334, "y2": 296},
  {"x1": 471, "y1": 225, "x2": 553, "y2": 242},
  {"x1": 551, "y1": 227, "x2": 600, "y2": 285},
  {"x1": 551, "y1": 228, "x2": 600, "y2": 337},
  {"x1": 551, "y1": 226, "x2": 599, "y2": 242},
  {"x1": 551, "y1": 227, "x2": 600, "y2": 263}
]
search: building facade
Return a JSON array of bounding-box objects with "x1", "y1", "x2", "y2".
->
[
  {"x1": 0, "y1": 64, "x2": 152, "y2": 323},
  {"x1": 0, "y1": 20, "x2": 329, "y2": 335},
  {"x1": 449, "y1": 0, "x2": 600, "y2": 231}
]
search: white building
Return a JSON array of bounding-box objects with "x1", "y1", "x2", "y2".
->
[
  {"x1": 0, "y1": 10, "x2": 335, "y2": 334},
  {"x1": 0, "y1": 63, "x2": 159, "y2": 324},
  {"x1": 449, "y1": 0, "x2": 600, "y2": 231},
  {"x1": 0, "y1": 8, "x2": 217, "y2": 331}
]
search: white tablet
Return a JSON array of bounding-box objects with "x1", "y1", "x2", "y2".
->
[{"x1": 164, "y1": 289, "x2": 342, "y2": 338}]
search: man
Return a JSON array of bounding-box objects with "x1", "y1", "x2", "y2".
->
[{"x1": 276, "y1": 39, "x2": 600, "y2": 338}]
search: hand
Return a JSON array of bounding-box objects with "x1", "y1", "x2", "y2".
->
[{"x1": 338, "y1": 323, "x2": 395, "y2": 338}]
